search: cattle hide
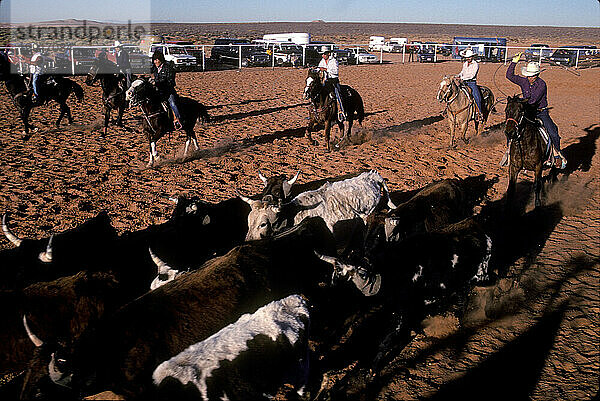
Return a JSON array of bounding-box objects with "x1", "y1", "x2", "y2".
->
[
  {"x1": 20, "y1": 217, "x2": 337, "y2": 399},
  {"x1": 153, "y1": 294, "x2": 309, "y2": 401}
]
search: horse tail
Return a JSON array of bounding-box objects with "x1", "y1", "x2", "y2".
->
[
  {"x1": 70, "y1": 81, "x2": 84, "y2": 102},
  {"x1": 197, "y1": 102, "x2": 211, "y2": 124},
  {"x1": 355, "y1": 91, "x2": 365, "y2": 125}
]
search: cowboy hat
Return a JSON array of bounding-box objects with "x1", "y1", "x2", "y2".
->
[
  {"x1": 319, "y1": 45, "x2": 332, "y2": 55},
  {"x1": 459, "y1": 48, "x2": 476, "y2": 58},
  {"x1": 114, "y1": 40, "x2": 122, "y2": 47},
  {"x1": 521, "y1": 61, "x2": 544, "y2": 76}
]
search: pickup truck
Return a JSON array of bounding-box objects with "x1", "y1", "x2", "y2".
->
[
  {"x1": 253, "y1": 40, "x2": 303, "y2": 66},
  {"x1": 149, "y1": 44, "x2": 197, "y2": 70}
]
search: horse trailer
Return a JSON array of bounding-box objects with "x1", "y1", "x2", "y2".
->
[{"x1": 452, "y1": 37, "x2": 507, "y2": 62}]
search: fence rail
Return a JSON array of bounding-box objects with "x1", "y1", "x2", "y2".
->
[{"x1": 2, "y1": 42, "x2": 598, "y2": 75}]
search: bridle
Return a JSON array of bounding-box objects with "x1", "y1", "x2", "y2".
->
[{"x1": 437, "y1": 78, "x2": 458, "y2": 104}]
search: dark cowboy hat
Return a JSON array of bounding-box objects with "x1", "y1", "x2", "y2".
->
[{"x1": 152, "y1": 50, "x2": 165, "y2": 62}]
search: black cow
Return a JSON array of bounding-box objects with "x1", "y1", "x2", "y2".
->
[
  {"x1": 0, "y1": 270, "x2": 123, "y2": 391},
  {"x1": 257, "y1": 171, "x2": 300, "y2": 203},
  {"x1": 0, "y1": 212, "x2": 118, "y2": 290},
  {"x1": 316, "y1": 217, "x2": 492, "y2": 376},
  {"x1": 20, "y1": 217, "x2": 337, "y2": 400}
]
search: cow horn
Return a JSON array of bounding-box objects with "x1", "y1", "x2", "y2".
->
[
  {"x1": 2, "y1": 214, "x2": 22, "y2": 247},
  {"x1": 258, "y1": 172, "x2": 267, "y2": 185},
  {"x1": 236, "y1": 189, "x2": 253, "y2": 206},
  {"x1": 314, "y1": 251, "x2": 337, "y2": 265},
  {"x1": 38, "y1": 234, "x2": 54, "y2": 263},
  {"x1": 168, "y1": 197, "x2": 178, "y2": 204},
  {"x1": 287, "y1": 170, "x2": 301, "y2": 186},
  {"x1": 23, "y1": 315, "x2": 43, "y2": 347},
  {"x1": 149, "y1": 248, "x2": 171, "y2": 274}
]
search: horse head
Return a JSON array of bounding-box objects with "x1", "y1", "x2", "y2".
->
[
  {"x1": 84, "y1": 62, "x2": 100, "y2": 86},
  {"x1": 303, "y1": 68, "x2": 322, "y2": 100},
  {"x1": 125, "y1": 78, "x2": 149, "y2": 106},
  {"x1": 437, "y1": 76, "x2": 455, "y2": 103},
  {"x1": 504, "y1": 95, "x2": 526, "y2": 139}
]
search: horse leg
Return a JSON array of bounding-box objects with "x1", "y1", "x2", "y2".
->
[
  {"x1": 533, "y1": 162, "x2": 543, "y2": 208},
  {"x1": 506, "y1": 164, "x2": 520, "y2": 213},
  {"x1": 325, "y1": 120, "x2": 332, "y2": 152},
  {"x1": 460, "y1": 117, "x2": 469, "y2": 144},
  {"x1": 56, "y1": 102, "x2": 68, "y2": 127},
  {"x1": 447, "y1": 114, "x2": 456, "y2": 149},
  {"x1": 116, "y1": 105, "x2": 125, "y2": 127},
  {"x1": 147, "y1": 141, "x2": 158, "y2": 167},
  {"x1": 103, "y1": 107, "x2": 110, "y2": 137},
  {"x1": 305, "y1": 120, "x2": 318, "y2": 146}
]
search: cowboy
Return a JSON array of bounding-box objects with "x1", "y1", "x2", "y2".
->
[
  {"x1": 114, "y1": 41, "x2": 132, "y2": 88},
  {"x1": 506, "y1": 52, "x2": 566, "y2": 169},
  {"x1": 318, "y1": 46, "x2": 346, "y2": 122},
  {"x1": 29, "y1": 49, "x2": 46, "y2": 104},
  {"x1": 456, "y1": 48, "x2": 483, "y2": 121},
  {"x1": 150, "y1": 50, "x2": 182, "y2": 129}
]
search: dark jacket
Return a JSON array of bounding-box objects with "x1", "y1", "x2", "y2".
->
[
  {"x1": 151, "y1": 60, "x2": 176, "y2": 97},
  {"x1": 115, "y1": 49, "x2": 131, "y2": 70}
]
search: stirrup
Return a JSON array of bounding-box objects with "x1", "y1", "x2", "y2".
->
[
  {"x1": 174, "y1": 120, "x2": 183, "y2": 130},
  {"x1": 338, "y1": 112, "x2": 345, "y2": 122}
]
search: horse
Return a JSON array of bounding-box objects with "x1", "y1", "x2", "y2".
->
[
  {"x1": 0, "y1": 57, "x2": 84, "y2": 137},
  {"x1": 84, "y1": 59, "x2": 129, "y2": 137},
  {"x1": 303, "y1": 68, "x2": 365, "y2": 152},
  {"x1": 437, "y1": 75, "x2": 495, "y2": 148},
  {"x1": 504, "y1": 95, "x2": 558, "y2": 209},
  {"x1": 125, "y1": 78, "x2": 211, "y2": 167}
]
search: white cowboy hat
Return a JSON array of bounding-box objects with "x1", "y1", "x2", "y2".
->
[
  {"x1": 319, "y1": 45, "x2": 332, "y2": 54},
  {"x1": 114, "y1": 40, "x2": 122, "y2": 47},
  {"x1": 459, "y1": 48, "x2": 476, "y2": 58},
  {"x1": 521, "y1": 61, "x2": 544, "y2": 76}
]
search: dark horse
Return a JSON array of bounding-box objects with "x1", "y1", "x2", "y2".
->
[
  {"x1": 0, "y1": 56, "x2": 84, "y2": 137},
  {"x1": 125, "y1": 78, "x2": 210, "y2": 167},
  {"x1": 504, "y1": 95, "x2": 557, "y2": 209},
  {"x1": 84, "y1": 59, "x2": 129, "y2": 137},
  {"x1": 303, "y1": 69, "x2": 364, "y2": 151}
]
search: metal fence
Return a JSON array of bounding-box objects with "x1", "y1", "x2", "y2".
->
[{"x1": 2, "y1": 42, "x2": 599, "y2": 75}]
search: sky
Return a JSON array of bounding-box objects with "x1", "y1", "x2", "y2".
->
[{"x1": 2, "y1": 0, "x2": 600, "y2": 27}]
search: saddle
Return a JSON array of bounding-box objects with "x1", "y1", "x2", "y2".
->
[{"x1": 500, "y1": 119, "x2": 566, "y2": 169}]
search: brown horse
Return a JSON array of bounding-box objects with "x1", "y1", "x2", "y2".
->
[
  {"x1": 303, "y1": 69, "x2": 364, "y2": 151},
  {"x1": 437, "y1": 76, "x2": 494, "y2": 148},
  {"x1": 504, "y1": 95, "x2": 557, "y2": 209},
  {"x1": 125, "y1": 78, "x2": 210, "y2": 167}
]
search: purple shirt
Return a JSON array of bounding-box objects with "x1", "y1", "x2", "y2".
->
[{"x1": 506, "y1": 62, "x2": 548, "y2": 109}]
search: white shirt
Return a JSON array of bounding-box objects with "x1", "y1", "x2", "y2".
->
[
  {"x1": 29, "y1": 52, "x2": 44, "y2": 74},
  {"x1": 318, "y1": 56, "x2": 339, "y2": 79},
  {"x1": 458, "y1": 60, "x2": 479, "y2": 81}
]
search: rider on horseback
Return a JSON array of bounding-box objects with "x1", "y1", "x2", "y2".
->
[
  {"x1": 318, "y1": 46, "x2": 346, "y2": 122},
  {"x1": 28, "y1": 45, "x2": 46, "y2": 105},
  {"x1": 150, "y1": 50, "x2": 182, "y2": 130},
  {"x1": 456, "y1": 48, "x2": 483, "y2": 121},
  {"x1": 506, "y1": 52, "x2": 566, "y2": 169},
  {"x1": 114, "y1": 41, "x2": 132, "y2": 89}
]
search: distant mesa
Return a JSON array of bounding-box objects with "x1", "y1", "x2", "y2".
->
[{"x1": 311, "y1": 20, "x2": 325, "y2": 23}]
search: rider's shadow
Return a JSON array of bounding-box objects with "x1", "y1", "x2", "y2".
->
[{"x1": 561, "y1": 124, "x2": 599, "y2": 178}]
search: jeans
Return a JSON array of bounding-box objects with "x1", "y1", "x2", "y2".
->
[
  {"x1": 167, "y1": 93, "x2": 181, "y2": 121},
  {"x1": 32, "y1": 72, "x2": 41, "y2": 96},
  {"x1": 324, "y1": 78, "x2": 345, "y2": 115},
  {"x1": 537, "y1": 109, "x2": 560, "y2": 150},
  {"x1": 464, "y1": 80, "x2": 482, "y2": 115}
]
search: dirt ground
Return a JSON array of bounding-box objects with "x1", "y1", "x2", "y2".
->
[{"x1": 0, "y1": 33, "x2": 598, "y2": 400}]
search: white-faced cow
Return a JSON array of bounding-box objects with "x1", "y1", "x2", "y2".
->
[
  {"x1": 20, "y1": 217, "x2": 337, "y2": 400},
  {"x1": 153, "y1": 294, "x2": 310, "y2": 401},
  {"x1": 243, "y1": 170, "x2": 396, "y2": 240}
]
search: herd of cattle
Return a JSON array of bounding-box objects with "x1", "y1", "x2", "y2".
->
[{"x1": 1, "y1": 169, "x2": 500, "y2": 400}]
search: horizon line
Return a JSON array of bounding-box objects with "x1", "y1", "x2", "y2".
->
[{"x1": 6, "y1": 19, "x2": 600, "y2": 29}]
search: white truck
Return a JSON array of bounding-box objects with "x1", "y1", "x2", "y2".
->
[
  {"x1": 148, "y1": 43, "x2": 197, "y2": 70},
  {"x1": 368, "y1": 36, "x2": 386, "y2": 52},
  {"x1": 262, "y1": 32, "x2": 311, "y2": 45}
]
